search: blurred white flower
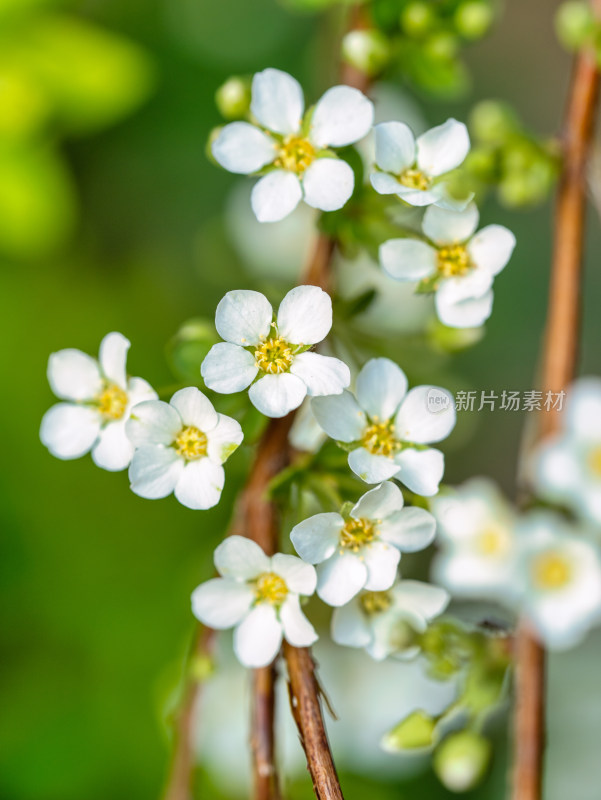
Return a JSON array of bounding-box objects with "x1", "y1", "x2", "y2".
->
[
  {"x1": 291, "y1": 482, "x2": 436, "y2": 606},
  {"x1": 312, "y1": 358, "x2": 455, "y2": 495},
  {"x1": 288, "y1": 398, "x2": 327, "y2": 452},
  {"x1": 201, "y1": 286, "x2": 350, "y2": 418},
  {"x1": 40, "y1": 332, "x2": 156, "y2": 471},
  {"x1": 212, "y1": 68, "x2": 374, "y2": 222},
  {"x1": 126, "y1": 387, "x2": 242, "y2": 510},
  {"x1": 191, "y1": 535, "x2": 317, "y2": 667},
  {"x1": 380, "y1": 203, "x2": 516, "y2": 328}
]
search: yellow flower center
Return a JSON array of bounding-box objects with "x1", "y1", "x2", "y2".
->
[
  {"x1": 254, "y1": 337, "x2": 294, "y2": 374},
  {"x1": 96, "y1": 383, "x2": 128, "y2": 420},
  {"x1": 531, "y1": 551, "x2": 572, "y2": 590},
  {"x1": 360, "y1": 590, "x2": 392, "y2": 615},
  {"x1": 437, "y1": 244, "x2": 472, "y2": 278},
  {"x1": 174, "y1": 426, "x2": 208, "y2": 460},
  {"x1": 588, "y1": 446, "x2": 601, "y2": 477},
  {"x1": 255, "y1": 572, "x2": 288, "y2": 605},
  {"x1": 398, "y1": 168, "x2": 430, "y2": 191},
  {"x1": 361, "y1": 419, "x2": 399, "y2": 457},
  {"x1": 340, "y1": 517, "x2": 377, "y2": 551},
  {"x1": 476, "y1": 527, "x2": 508, "y2": 556},
  {"x1": 275, "y1": 135, "x2": 316, "y2": 174}
]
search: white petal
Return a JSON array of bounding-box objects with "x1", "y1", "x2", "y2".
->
[
  {"x1": 170, "y1": 387, "x2": 218, "y2": 431},
  {"x1": 212, "y1": 122, "x2": 276, "y2": 174},
  {"x1": 331, "y1": 598, "x2": 372, "y2": 648},
  {"x1": 565, "y1": 377, "x2": 601, "y2": 439},
  {"x1": 215, "y1": 536, "x2": 271, "y2": 580},
  {"x1": 270, "y1": 553, "x2": 317, "y2": 595},
  {"x1": 98, "y1": 332, "x2": 130, "y2": 389},
  {"x1": 422, "y1": 203, "x2": 479, "y2": 246},
  {"x1": 395, "y1": 185, "x2": 444, "y2": 206},
  {"x1": 206, "y1": 413, "x2": 244, "y2": 464},
  {"x1": 91, "y1": 420, "x2": 134, "y2": 471},
  {"x1": 234, "y1": 604, "x2": 283, "y2": 667},
  {"x1": 249, "y1": 373, "x2": 307, "y2": 418},
  {"x1": 302, "y1": 158, "x2": 354, "y2": 212},
  {"x1": 356, "y1": 358, "x2": 409, "y2": 422},
  {"x1": 126, "y1": 400, "x2": 182, "y2": 447},
  {"x1": 312, "y1": 391, "x2": 366, "y2": 442},
  {"x1": 363, "y1": 542, "x2": 400, "y2": 591},
  {"x1": 379, "y1": 507, "x2": 437, "y2": 551},
  {"x1": 392, "y1": 580, "x2": 449, "y2": 620},
  {"x1": 214, "y1": 289, "x2": 273, "y2": 345},
  {"x1": 174, "y1": 458, "x2": 225, "y2": 510},
  {"x1": 201, "y1": 343, "x2": 259, "y2": 394},
  {"x1": 394, "y1": 447, "x2": 444, "y2": 497},
  {"x1": 395, "y1": 386, "x2": 456, "y2": 444},
  {"x1": 317, "y1": 552, "x2": 368, "y2": 606},
  {"x1": 351, "y1": 481, "x2": 405, "y2": 521},
  {"x1": 373, "y1": 121, "x2": 416, "y2": 173},
  {"x1": 534, "y1": 438, "x2": 581, "y2": 501},
  {"x1": 126, "y1": 377, "x2": 157, "y2": 405},
  {"x1": 310, "y1": 85, "x2": 374, "y2": 147},
  {"x1": 436, "y1": 289, "x2": 494, "y2": 328},
  {"x1": 277, "y1": 285, "x2": 332, "y2": 345},
  {"x1": 370, "y1": 171, "x2": 405, "y2": 195},
  {"x1": 467, "y1": 224, "x2": 516, "y2": 275},
  {"x1": 379, "y1": 239, "x2": 437, "y2": 282},
  {"x1": 47, "y1": 349, "x2": 102, "y2": 401},
  {"x1": 191, "y1": 577, "x2": 254, "y2": 628},
  {"x1": 290, "y1": 352, "x2": 350, "y2": 397},
  {"x1": 290, "y1": 513, "x2": 344, "y2": 564},
  {"x1": 251, "y1": 170, "x2": 303, "y2": 222},
  {"x1": 128, "y1": 445, "x2": 184, "y2": 499},
  {"x1": 437, "y1": 269, "x2": 494, "y2": 305},
  {"x1": 40, "y1": 403, "x2": 101, "y2": 459},
  {"x1": 416, "y1": 119, "x2": 470, "y2": 177},
  {"x1": 280, "y1": 594, "x2": 318, "y2": 646},
  {"x1": 251, "y1": 68, "x2": 304, "y2": 135},
  {"x1": 348, "y1": 447, "x2": 400, "y2": 483}
]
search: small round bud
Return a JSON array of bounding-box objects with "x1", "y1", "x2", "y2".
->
[
  {"x1": 430, "y1": 320, "x2": 485, "y2": 353},
  {"x1": 425, "y1": 32, "x2": 459, "y2": 61},
  {"x1": 400, "y1": 2, "x2": 435, "y2": 37},
  {"x1": 215, "y1": 76, "x2": 251, "y2": 120},
  {"x1": 381, "y1": 710, "x2": 437, "y2": 752},
  {"x1": 555, "y1": 1, "x2": 594, "y2": 50},
  {"x1": 342, "y1": 30, "x2": 391, "y2": 76},
  {"x1": 434, "y1": 731, "x2": 491, "y2": 792},
  {"x1": 470, "y1": 100, "x2": 517, "y2": 144},
  {"x1": 455, "y1": 1, "x2": 494, "y2": 39}
]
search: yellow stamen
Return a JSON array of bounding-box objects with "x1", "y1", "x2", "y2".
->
[
  {"x1": 531, "y1": 551, "x2": 572, "y2": 590},
  {"x1": 275, "y1": 136, "x2": 316, "y2": 174},
  {"x1": 254, "y1": 337, "x2": 294, "y2": 374},
  {"x1": 398, "y1": 168, "x2": 430, "y2": 191},
  {"x1": 588, "y1": 446, "x2": 601, "y2": 477},
  {"x1": 255, "y1": 572, "x2": 288, "y2": 605},
  {"x1": 174, "y1": 426, "x2": 208, "y2": 460},
  {"x1": 361, "y1": 419, "x2": 399, "y2": 457},
  {"x1": 340, "y1": 517, "x2": 376, "y2": 552},
  {"x1": 476, "y1": 527, "x2": 508, "y2": 556},
  {"x1": 360, "y1": 590, "x2": 392, "y2": 615},
  {"x1": 437, "y1": 244, "x2": 472, "y2": 278},
  {"x1": 96, "y1": 383, "x2": 128, "y2": 420}
]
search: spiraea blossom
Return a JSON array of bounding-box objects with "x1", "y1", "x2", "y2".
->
[
  {"x1": 291, "y1": 482, "x2": 436, "y2": 606},
  {"x1": 201, "y1": 286, "x2": 350, "y2": 418},
  {"x1": 431, "y1": 478, "x2": 517, "y2": 602},
  {"x1": 370, "y1": 118, "x2": 470, "y2": 208},
  {"x1": 126, "y1": 387, "x2": 243, "y2": 510},
  {"x1": 212, "y1": 68, "x2": 374, "y2": 222},
  {"x1": 312, "y1": 358, "x2": 456, "y2": 495},
  {"x1": 40, "y1": 332, "x2": 156, "y2": 471},
  {"x1": 191, "y1": 536, "x2": 318, "y2": 667},
  {"x1": 532, "y1": 378, "x2": 601, "y2": 526},
  {"x1": 379, "y1": 203, "x2": 516, "y2": 328},
  {"x1": 331, "y1": 578, "x2": 449, "y2": 661}
]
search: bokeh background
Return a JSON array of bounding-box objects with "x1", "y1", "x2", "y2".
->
[{"x1": 2, "y1": 0, "x2": 601, "y2": 798}]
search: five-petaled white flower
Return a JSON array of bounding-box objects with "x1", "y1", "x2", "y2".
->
[
  {"x1": 431, "y1": 478, "x2": 517, "y2": 602},
  {"x1": 532, "y1": 378, "x2": 601, "y2": 526},
  {"x1": 201, "y1": 285, "x2": 350, "y2": 418},
  {"x1": 312, "y1": 358, "x2": 456, "y2": 495},
  {"x1": 290, "y1": 482, "x2": 436, "y2": 606},
  {"x1": 512, "y1": 511, "x2": 601, "y2": 650},
  {"x1": 331, "y1": 577, "x2": 449, "y2": 661},
  {"x1": 379, "y1": 203, "x2": 516, "y2": 328},
  {"x1": 370, "y1": 118, "x2": 470, "y2": 209},
  {"x1": 126, "y1": 387, "x2": 243, "y2": 511},
  {"x1": 212, "y1": 67, "x2": 374, "y2": 222},
  {"x1": 40, "y1": 332, "x2": 156, "y2": 471},
  {"x1": 191, "y1": 535, "x2": 318, "y2": 667}
]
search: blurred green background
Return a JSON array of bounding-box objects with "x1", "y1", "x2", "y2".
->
[{"x1": 2, "y1": 0, "x2": 601, "y2": 798}]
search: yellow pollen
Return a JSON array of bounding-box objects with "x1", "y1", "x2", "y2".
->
[
  {"x1": 275, "y1": 136, "x2": 316, "y2": 174},
  {"x1": 532, "y1": 551, "x2": 572, "y2": 590},
  {"x1": 588, "y1": 446, "x2": 601, "y2": 477},
  {"x1": 340, "y1": 517, "x2": 377, "y2": 551},
  {"x1": 360, "y1": 590, "x2": 392, "y2": 615},
  {"x1": 254, "y1": 337, "x2": 294, "y2": 374},
  {"x1": 361, "y1": 419, "x2": 399, "y2": 457},
  {"x1": 174, "y1": 426, "x2": 208, "y2": 460},
  {"x1": 96, "y1": 383, "x2": 128, "y2": 420},
  {"x1": 398, "y1": 168, "x2": 430, "y2": 191},
  {"x1": 255, "y1": 572, "x2": 288, "y2": 605},
  {"x1": 476, "y1": 528, "x2": 507, "y2": 556},
  {"x1": 437, "y1": 244, "x2": 472, "y2": 278}
]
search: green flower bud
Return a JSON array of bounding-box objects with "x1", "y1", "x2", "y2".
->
[
  {"x1": 434, "y1": 731, "x2": 492, "y2": 792},
  {"x1": 555, "y1": 1, "x2": 594, "y2": 50},
  {"x1": 215, "y1": 76, "x2": 251, "y2": 120},
  {"x1": 470, "y1": 100, "x2": 518, "y2": 144},
  {"x1": 455, "y1": 1, "x2": 494, "y2": 39},
  {"x1": 425, "y1": 31, "x2": 459, "y2": 61},
  {"x1": 342, "y1": 30, "x2": 391, "y2": 77},
  {"x1": 400, "y1": 2, "x2": 435, "y2": 37},
  {"x1": 381, "y1": 710, "x2": 437, "y2": 752},
  {"x1": 430, "y1": 320, "x2": 485, "y2": 352},
  {"x1": 167, "y1": 318, "x2": 220, "y2": 382}
]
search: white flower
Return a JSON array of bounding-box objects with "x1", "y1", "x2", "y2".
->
[
  {"x1": 201, "y1": 285, "x2": 350, "y2": 418},
  {"x1": 370, "y1": 119, "x2": 470, "y2": 209},
  {"x1": 212, "y1": 68, "x2": 374, "y2": 222},
  {"x1": 431, "y1": 478, "x2": 517, "y2": 602},
  {"x1": 379, "y1": 203, "x2": 516, "y2": 328},
  {"x1": 126, "y1": 387, "x2": 243, "y2": 511},
  {"x1": 40, "y1": 332, "x2": 156, "y2": 471},
  {"x1": 312, "y1": 358, "x2": 456, "y2": 495},
  {"x1": 512, "y1": 511, "x2": 601, "y2": 650},
  {"x1": 331, "y1": 577, "x2": 449, "y2": 660},
  {"x1": 191, "y1": 535, "x2": 318, "y2": 667},
  {"x1": 290, "y1": 482, "x2": 436, "y2": 606},
  {"x1": 532, "y1": 378, "x2": 601, "y2": 526}
]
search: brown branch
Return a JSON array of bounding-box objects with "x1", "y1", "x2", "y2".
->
[{"x1": 511, "y1": 9, "x2": 601, "y2": 799}]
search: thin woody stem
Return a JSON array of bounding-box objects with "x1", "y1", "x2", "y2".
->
[{"x1": 512, "y1": 7, "x2": 601, "y2": 799}]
